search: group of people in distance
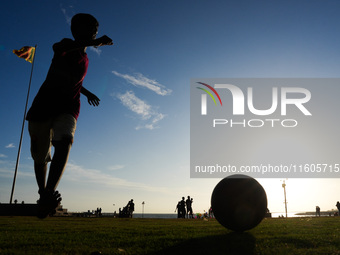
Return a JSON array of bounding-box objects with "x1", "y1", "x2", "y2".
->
[
  {"x1": 175, "y1": 196, "x2": 194, "y2": 218},
  {"x1": 118, "y1": 199, "x2": 135, "y2": 218},
  {"x1": 315, "y1": 201, "x2": 340, "y2": 217}
]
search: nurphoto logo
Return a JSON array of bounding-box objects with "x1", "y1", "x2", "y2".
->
[{"x1": 196, "y1": 82, "x2": 311, "y2": 128}]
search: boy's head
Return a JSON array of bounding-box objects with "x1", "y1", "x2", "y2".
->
[{"x1": 71, "y1": 13, "x2": 99, "y2": 41}]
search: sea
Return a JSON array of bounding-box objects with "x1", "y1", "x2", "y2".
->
[{"x1": 101, "y1": 212, "x2": 333, "y2": 218}]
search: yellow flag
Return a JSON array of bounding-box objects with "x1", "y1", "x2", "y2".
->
[{"x1": 13, "y1": 46, "x2": 36, "y2": 63}]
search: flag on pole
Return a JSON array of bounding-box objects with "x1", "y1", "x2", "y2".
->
[
  {"x1": 9, "y1": 44, "x2": 37, "y2": 204},
  {"x1": 13, "y1": 46, "x2": 36, "y2": 63}
]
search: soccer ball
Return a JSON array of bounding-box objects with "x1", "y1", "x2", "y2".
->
[{"x1": 211, "y1": 174, "x2": 267, "y2": 232}]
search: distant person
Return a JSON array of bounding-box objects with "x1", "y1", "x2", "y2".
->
[
  {"x1": 186, "y1": 196, "x2": 193, "y2": 218},
  {"x1": 175, "y1": 201, "x2": 184, "y2": 218},
  {"x1": 209, "y1": 206, "x2": 214, "y2": 218},
  {"x1": 204, "y1": 211, "x2": 208, "y2": 218},
  {"x1": 175, "y1": 198, "x2": 186, "y2": 218},
  {"x1": 180, "y1": 197, "x2": 186, "y2": 218},
  {"x1": 121, "y1": 205, "x2": 128, "y2": 217},
  {"x1": 336, "y1": 201, "x2": 340, "y2": 215},
  {"x1": 128, "y1": 199, "x2": 135, "y2": 218},
  {"x1": 175, "y1": 201, "x2": 181, "y2": 218},
  {"x1": 26, "y1": 13, "x2": 113, "y2": 218},
  {"x1": 316, "y1": 206, "x2": 321, "y2": 217}
]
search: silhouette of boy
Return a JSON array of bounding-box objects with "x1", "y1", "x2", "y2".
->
[{"x1": 26, "y1": 13, "x2": 113, "y2": 218}]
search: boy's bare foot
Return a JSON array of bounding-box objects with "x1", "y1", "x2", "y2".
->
[{"x1": 37, "y1": 190, "x2": 62, "y2": 219}]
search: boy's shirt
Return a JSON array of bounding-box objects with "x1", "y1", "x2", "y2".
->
[{"x1": 26, "y1": 38, "x2": 89, "y2": 121}]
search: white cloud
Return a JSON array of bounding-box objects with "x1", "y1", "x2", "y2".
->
[
  {"x1": 0, "y1": 168, "x2": 34, "y2": 179},
  {"x1": 89, "y1": 47, "x2": 102, "y2": 56},
  {"x1": 116, "y1": 91, "x2": 165, "y2": 130},
  {"x1": 108, "y1": 165, "x2": 125, "y2": 171},
  {"x1": 112, "y1": 71, "x2": 172, "y2": 96},
  {"x1": 64, "y1": 162, "x2": 170, "y2": 193},
  {"x1": 0, "y1": 154, "x2": 7, "y2": 158},
  {"x1": 5, "y1": 143, "x2": 15, "y2": 149},
  {"x1": 0, "y1": 168, "x2": 13, "y2": 178},
  {"x1": 136, "y1": 113, "x2": 165, "y2": 130},
  {"x1": 117, "y1": 91, "x2": 152, "y2": 119},
  {"x1": 60, "y1": 4, "x2": 72, "y2": 25}
]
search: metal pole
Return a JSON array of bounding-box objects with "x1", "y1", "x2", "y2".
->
[
  {"x1": 10, "y1": 45, "x2": 37, "y2": 204},
  {"x1": 282, "y1": 180, "x2": 288, "y2": 218}
]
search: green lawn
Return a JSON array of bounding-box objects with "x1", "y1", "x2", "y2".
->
[{"x1": 0, "y1": 216, "x2": 340, "y2": 254}]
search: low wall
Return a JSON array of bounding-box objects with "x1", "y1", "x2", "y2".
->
[{"x1": 0, "y1": 204, "x2": 38, "y2": 216}]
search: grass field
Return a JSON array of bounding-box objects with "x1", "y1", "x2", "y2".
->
[{"x1": 1, "y1": 216, "x2": 340, "y2": 255}]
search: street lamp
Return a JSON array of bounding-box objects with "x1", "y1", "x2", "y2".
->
[{"x1": 142, "y1": 201, "x2": 145, "y2": 218}]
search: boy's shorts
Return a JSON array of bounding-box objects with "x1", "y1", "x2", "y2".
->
[{"x1": 28, "y1": 114, "x2": 77, "y2": 164}]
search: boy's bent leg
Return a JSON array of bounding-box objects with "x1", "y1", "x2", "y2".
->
[
  {"x1": 46, "y1": 137, "x2": 72, "y2": 192},
  {"x1": 28, "y1": 120, "x2": 52, "y2": 195},
  {"x1": 46, "y1": 114, "x2": 76, "y2": 192}
]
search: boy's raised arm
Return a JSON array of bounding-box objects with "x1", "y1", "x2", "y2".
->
[{"x1": 53, "y1": 36, "x2": 113, "y2": 53}]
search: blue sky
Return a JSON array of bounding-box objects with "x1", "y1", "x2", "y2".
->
[{"x1": 2, "y1": 0, "x2": 340, "y2": 215}]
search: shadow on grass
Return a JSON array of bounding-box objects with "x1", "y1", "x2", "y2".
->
[{"x1": 150, "y1": 232, "x2": 256, "y2": 255}]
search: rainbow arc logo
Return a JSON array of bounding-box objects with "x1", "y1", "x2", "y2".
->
[{"x1": 196, "y1": 82, "x2": 222, "y2": 115}]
